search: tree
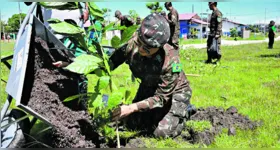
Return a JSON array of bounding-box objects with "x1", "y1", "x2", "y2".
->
[
  {"x1": 7, "y1": 13, "x2": 26, "y2": 32},
  {"x1": 230, "y1": 27, "x2": 238, "y2": 38},
  {"x1": 128, "y1": 10, "x2": 139, "y2": 21},
  {"x1": 146, "y1": 2, "x2": 163, "y2": 13}
]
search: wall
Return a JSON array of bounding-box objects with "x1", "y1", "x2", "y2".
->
[{"x1": 222, "y1": 21, "x2": 240, "y2": 35}]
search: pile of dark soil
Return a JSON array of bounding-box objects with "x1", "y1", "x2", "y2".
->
[
  {"x1": 124, "y1": 106, "x2": 261, "y2": 148},
  {"x1": 21, "y1": 36, "x2": 98, "y2": 148}
]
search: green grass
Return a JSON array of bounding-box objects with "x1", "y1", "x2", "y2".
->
[
  {"x1": 180, "y1": 38, "x2": 207, "y2": 45},
  {"x1": 185, "y1": 120, "x2": 212, "y2": 132},
  {"x1": 1, "y1": 41, "x2": 15, "y2": 108},
  {"x1": 222, "y1": 33, "x2": 266, "y2": 41},
  {"x1": 1, "y1": 40, "x2": 280, "y2": 148}
]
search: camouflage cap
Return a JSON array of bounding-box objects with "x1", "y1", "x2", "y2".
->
[
  {"x1": 208, "y1": 2, "x2": 217, "y2": 5},
  {"x1": 138, "y1": 13, "x2": 170, "y2": 48},
  {"x1": 115, "y1": 10, "x2": 121, "y2": 17}
]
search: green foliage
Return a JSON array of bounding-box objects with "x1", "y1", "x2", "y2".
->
[
  {"x1": 88, "y1": 2, "x2": 104, "y2": 21},
  {"x1": 190, "y1": 28, "x2": 198, "y2": 37},
  {"x1": 48, "y1": 19, "x2": 84, "y2": 35},
  {"x1": 185, "y1": 120, "x2": 212, "y2": 132},
  {"x1": 128, "y1": 10, "x2": 139, "y2": 21},
  {"x1": 146, "y1": 2, "x2": 163, "y2": 13},
  {"x1": 7, "y1": 13, "x2": 26, "y2": 32},
  {"x1": 230, "y1": 27, "x2": 238, "y2": 38},
  {"x1": 120, "y1": 25, "x2": 139, "y2": 46},
  {"x1": 111, "y1": 36, "x2": 121, "y2": 49},
  {"x1": 51, "y1": 2, "x2": 138, "y2": 141},
  {"x1": 65, "y1": 54, "x2": 102, "y2": 75}
]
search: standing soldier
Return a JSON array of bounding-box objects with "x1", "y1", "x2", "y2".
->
[
  {"x1": 111, "y1": 13, "x2": 196, "y2": 138},
  {"x1": 136, "y1": 16, "x2": 141, "y2": 25},
  {"x1": 164, "y1": 2, "x2": 180, "y2": 50},
  {"x1": 205, "y1": 2, "x2": 223, "y2": 64},
  {"x1": 268, "y1": 20, "x2": 276, "y2": 49},
  {"x1": 114, "y1": 10, "x2": 135, "y2": 35}
]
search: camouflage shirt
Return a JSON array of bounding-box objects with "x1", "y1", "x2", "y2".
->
[
  {"x1": 166, "y1": 8, "x2": 180, "y2": 45},
  {"x1": 109, "y1": 34, "x2": 191, "y2": 112},
  {"x1": 209, "y1": 8, "x2": 223, "y2": 36}
]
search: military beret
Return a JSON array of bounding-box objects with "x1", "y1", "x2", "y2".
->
[{"x1": 138, "y1": 13, "x2": 170, "y2": 48}]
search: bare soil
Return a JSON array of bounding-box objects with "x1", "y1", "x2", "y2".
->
[{"x1": 22, "y1": 36, "x2": 98, "y2": 148}]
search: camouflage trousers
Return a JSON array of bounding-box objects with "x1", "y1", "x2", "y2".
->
[
  {"x1": 124, "y1": 88, "x2": 192, "y2": 138},
  {"x1": 207, "y1": 36, "x2": 222, "y2": 61}
]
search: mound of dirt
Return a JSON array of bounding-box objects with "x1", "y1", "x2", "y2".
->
[
  {"x1": 124, "y1": 106, "x2": 261, "y2": 148},
  {"x1": 22, "y1": 36, "x2": 98, "y2": 148},
  {"x1": 186, "y1": 106, "x2": 261, "y2": 145}
]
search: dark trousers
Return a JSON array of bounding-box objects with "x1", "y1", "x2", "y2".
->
[
  {"x1": 268, "y1": 36, "x2": 274, "y2": 48},
  {"x1": 206, "y1": 36, "x2": 222, "y2": 62}
]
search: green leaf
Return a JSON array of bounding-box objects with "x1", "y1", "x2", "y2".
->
[
  {"x1": 88, "y1": 24, "x2": 102, "y2": 32},
  {"x1": 116, "y1": 25, "x2": 127, "y2": 31},
  {"x1": 88, "y1": 2, "x2": 104, "y2": 21},
  {"x1": 91, "y1": 94, "x2": 103, "y2": 109},
  {"x1": 65, "y1": 54, "x2": 103, "y2": 75},
  {"x1": 48, "y1": 19, "x2": 84, "y2": 35},
  {"x1": 111, "y1": 36, "x2": 121, "y2": 49},
  {"x1": 96, "y1": 76, "x2": 110, "y2": 91},
  {"x1": 107, "y1": 90, "x2": 124, "y2": 110},
  {"x1": 103, "y1": 22, "x2": 115, "y2": 32},
  {"x1": 47, "y1": 18, "x2": 61, "y2": 23},
  {"x1": 120, "y1": 25, "x2": 139, "y2": 46},
  {"x1": 71, "y1": 34, "x2": 88, "y2": 50},
  {"x1": 124, "y1": 90, "x2": 131, "y2": 104},
  {"x1": 94, "y1": 69, "x2": 106, "y2": 77},
  {"x1": 88, "y1": 45, "x2": 97, "y2": 53}
]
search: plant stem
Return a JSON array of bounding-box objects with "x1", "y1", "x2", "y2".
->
[{"x1": 116, "y1": 120, "x2": 120, "y2": 148}]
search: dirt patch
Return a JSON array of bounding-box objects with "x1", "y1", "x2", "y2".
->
[
  {"x1": 21, "y1": 36, "x2": 98, "y2": 148},
  {"x1": 123, "y1": 106, "x2": 261, "y2": 147},
  {"x1": 184, "y1": 106, "x2": 261, "y2": 145}
]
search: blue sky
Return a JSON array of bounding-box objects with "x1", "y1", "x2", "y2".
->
[{"x1": 1, "y1": 1, "x2": 280, "y2": 24}]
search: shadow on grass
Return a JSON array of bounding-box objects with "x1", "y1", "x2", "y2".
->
[{"x1": 259, "y1": 53, "x2": 280, "y2": 58}]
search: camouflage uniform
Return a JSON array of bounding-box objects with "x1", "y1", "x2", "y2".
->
[
  {"x1": 207, "y1": 8, "x2": 223, "y2": 62},
  {"x1": 109, "y1": 13, "x2": 193, "y2": 138},
  {"x1": 166, "y1": 8, "x2": 180, "y2": 49}
]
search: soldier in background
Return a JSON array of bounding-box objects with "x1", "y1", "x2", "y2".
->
[
  {"x1": 114, "y1": 10, "x2": 135, "y2": 35},
  {"x1": 268, "y1": 20, "x2": 276, "y2": 49},
  {"x1": 111, "y1": 13, "x2": 196, "y2": 138},
  {"x1": 136, "y1": 16, "x2": 141, "y2": 25},
  {"x1": 205, "y1": 2, "x2": 223, "y2": 64},
  {"x1": 164, "y1": 2, "x2": 180, "y2": 50}
]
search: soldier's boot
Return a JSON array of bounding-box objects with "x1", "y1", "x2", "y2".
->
[{"x1": 205, "y1": 52, "x2": 212, "y2": 64}]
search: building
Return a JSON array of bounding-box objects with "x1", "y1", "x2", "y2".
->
[
  {"x1": 179, "y1": 13, "x2": 209, "y2": 39},
  {"x1": 222, "y1": 19, "x2": 247, "y2": 36}
]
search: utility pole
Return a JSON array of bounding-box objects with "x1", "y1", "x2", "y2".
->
[
  {"x1": 264, "y1": 8, "x2": 267, "y2": 36},
  {"x1": 200, "y1": 0, "x2": 202, "y2": 43},
  {"x1": 192, "y1": 4, "x2": 194, "y2": 13},
  {"x1": 18, "y1": 2, "x2": 22, "y2": 27}
]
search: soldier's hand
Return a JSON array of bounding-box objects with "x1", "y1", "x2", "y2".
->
[
  {"x1": 215, "y1": 35, "x2": 220, "y2": 39},
  {"x1": 53, "y1": 61, "x2": 69, "y2": 68},
  {"x1": 112, "y1": 104, "x2": 138, "y2": 121}
]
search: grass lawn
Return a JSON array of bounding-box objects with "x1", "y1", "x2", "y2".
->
[
  {"x1": 222, "y1": 33, "x2": 266, "y2": 41},
  {"x1": 1, "y1": 40, "x2": 280, "y2": 148},
  {"x1": 180, "y1": 38, "x2": 207, "y2": 45},
  {"x1": 0, "y1": 41, "x2": 15, "y2": 108}
]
